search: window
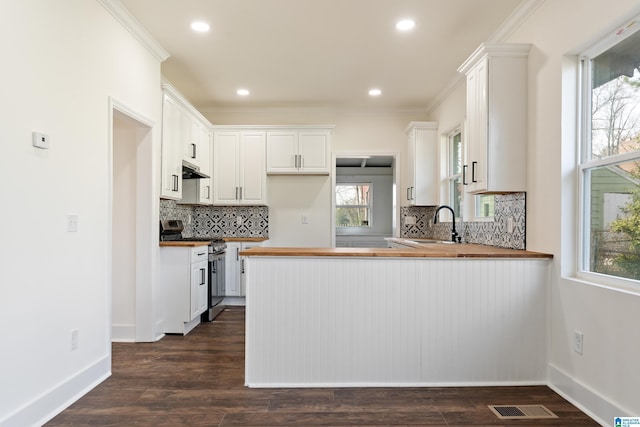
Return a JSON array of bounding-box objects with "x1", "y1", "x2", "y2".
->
[
  {"x1": 476, "y1": 194, "x2": 495, "y2": 219},
  {"x1": 336, "y1": 183, "x2": 372, "y2": 227},
  {"x1": 580, "y1": 23, "x2": 640, "y2": 282},
  {"x1": 447, "y1": 129, "x2": 463, "y2": 218}
]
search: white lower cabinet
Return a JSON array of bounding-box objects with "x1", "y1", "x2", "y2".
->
[
  {"x1": 160, "y1": 245, "x2": 209, "y2": 335},
  {"x1": 225, "y1": 241, "x2": 264, "y2": 297}
]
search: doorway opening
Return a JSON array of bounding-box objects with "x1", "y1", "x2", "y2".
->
[
  {"x1": 110, "y1": 102, "x2": 156, "y2": 343},
  {"x1": 333, "y1": 154, "x2": 399, "y2": 248}
]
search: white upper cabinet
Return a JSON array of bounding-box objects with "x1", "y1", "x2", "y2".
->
[
  {"x1": 212, "y1": 130, "x2": 267, "y2": 205},
  {"x1": 266, "y1": 127, "x2": 332, "y2": 174},
  {"x1": 458, "y1": 43, "x2": 530, "y2": 194},
  {"x1": 160, "y1": 93, "x2": 183, "y2": 200},
  {"x1": 179, "y1": 125, "x2": 213, "y2": 205},
  {"x1": 405, "y1": 121, "x2": 438, "y2": 206},
  {"x1": 161, "y1": 82, "x2": 214, "y2": 202}
]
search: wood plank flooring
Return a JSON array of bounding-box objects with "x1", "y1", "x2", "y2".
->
[{"x1": 47, "y1": 307, "x2": 598, "y2": 426}]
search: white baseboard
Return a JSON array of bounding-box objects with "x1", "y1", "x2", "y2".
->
[
  {"x1": 1, "y1": 355, "x2": 110, "y2": 427},
  {"x1": 548, "y1": 364, "x2": 630, "y2": 426}
]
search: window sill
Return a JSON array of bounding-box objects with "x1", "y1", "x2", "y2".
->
[{"x1": 566, "y1": 272, "x2": 640, "y2": 297}]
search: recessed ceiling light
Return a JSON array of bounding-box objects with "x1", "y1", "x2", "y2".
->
[
  {"x1": 237, "y1": 89, "x2": 250, "y2": 96},
  {"x1": 396, "y1": 19, "x2": 415, "y2": 31},
  {"x1": 191, "y1": 21, "x2": 210, "y2": 32},
  {"x1": 369, "y1": 88, "x2": 382, "y2": 96}
]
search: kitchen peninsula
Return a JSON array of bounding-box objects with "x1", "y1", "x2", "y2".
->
[{"x1": 242, "y1": 244, "x2": 552, "y2": 388}]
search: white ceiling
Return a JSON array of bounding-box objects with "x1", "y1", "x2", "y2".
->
[{"x1": 120, "y1": 0, "x2": 523, "y2": 111}]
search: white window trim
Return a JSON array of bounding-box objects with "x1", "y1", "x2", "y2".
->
[
  {"x1": 442, "y1": 126, "x2": 463, "y2": 222},
  {"x1": 335, "y1": 182, "x2": 373, "y2": 229},
  {"x1": 576, "y1": 16, "x2": 640, "y2": 289}
]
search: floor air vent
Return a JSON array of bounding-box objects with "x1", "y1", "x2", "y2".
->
[{"x1": 489, "y1": 405, "x2": 558, "y2": 420}]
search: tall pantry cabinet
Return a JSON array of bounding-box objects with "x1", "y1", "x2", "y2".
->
[{"x1": 457, "y1": 43, "x2": 530, "y2": 194}]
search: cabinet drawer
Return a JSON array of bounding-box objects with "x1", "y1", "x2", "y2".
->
[{"x1": 191, "y1": 246, "x2": 209, "y2": 263}]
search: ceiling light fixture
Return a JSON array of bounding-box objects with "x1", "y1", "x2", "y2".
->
[
  {"x1": 369, "y1": 88, "x2": 382, "y2": 96},
  {"x1": 237, "y1": 89, "x2": 250, "y2": 96},
  {"x1": 396, "y1": 19, "x2": 415, "y2": 31},
  {"x1": 191, "y1": 21, "x2": 210, "y2": 32}
]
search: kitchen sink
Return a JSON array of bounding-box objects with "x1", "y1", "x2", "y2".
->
[{"x1": 404, "y1": 239, "x2": 456, "y2": 245}]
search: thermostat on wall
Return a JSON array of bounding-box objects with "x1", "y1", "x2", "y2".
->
[{"x1": 32, "y1": 131, "x2": 49, "y2": 149}]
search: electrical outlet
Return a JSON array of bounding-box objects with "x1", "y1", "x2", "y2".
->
[
  {"x1": 405, "y1": 216, "x2": 416, "y2": 225},
  {"x1": 236, "y1": 216, "x2": 243, "y2": 225},
  {"x1": 32, "y1": 131, "x2": 50, "y2": 149},
  {"x1": 67, "y1": 214, "x2": 79, "y2": 232},
  {"x1": 71, "y1": 329, "x2": 79, "y2": 351},
  {"x1": 507, "y1": 217, "x2": 515, "y2": 233},
  {"x1": 574, "y1": 330, "x2": 583, "y2": 355}
]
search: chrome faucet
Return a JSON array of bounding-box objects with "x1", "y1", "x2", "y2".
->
[{"x1": 433, "y1": 205, "x2": 461, "y2": 243}]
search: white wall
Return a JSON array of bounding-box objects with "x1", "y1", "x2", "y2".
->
[
  {"x1": 429, "y1": 0, "x2": 640, "y2": 422},
  {"x1": 204, "y1": 110, "x2": 427, "y2": 246},
  {"x1": 0, "y1": 1, "x2": 162, "y2": 425}
]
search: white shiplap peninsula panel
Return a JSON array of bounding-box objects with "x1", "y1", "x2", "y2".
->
[{"x1": 245, "y1": 256, "x2": 549, "y2": 387}]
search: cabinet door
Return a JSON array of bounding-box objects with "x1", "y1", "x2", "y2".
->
[
  {"x1": 160, "y1": 94, "x2": 182, "y2": 199},
  {"x1": 298, "y1": 131, "x2": 330, "y2": 173},
  {"x1": 198, "y1": 130, "x2": 213, "y2": 204},
  {"x1": 240, "y1": 132, "x2": 267, "y2": 205},
  {"x1": 413, "y1": 128, "x2": 438, "y2": 206},
  {"x1": 213, "y1": 132, "x2": 240, "y2": 204},
  {"x1": 180, "y1": 108, "x2": 200, "y2": 167},
  {"x1": 266, "y1": 131, "x2": 298, "y2": 173},
  {"x1": 190, "y1": 259, "x2": 208, "y2": 320},
  {"x1": 467, "y1": 58, "x2": 488, "y2": 193},
  {"x1": 225, "y1": 242, "x2": 242, "y2": 296},
  {"x1": 406, "y1": 129, "x2": 416, "y2": 204},
  {"x1": 240, "y1": 242, "x2": 262, "y2": 296}
]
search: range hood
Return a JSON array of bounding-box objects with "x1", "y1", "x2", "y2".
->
[{"x1": 182, "y1": 161, "x2": 210, "y2": 179}]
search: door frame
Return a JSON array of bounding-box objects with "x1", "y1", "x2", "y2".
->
[{"x1": 108, "y1": 97, "x2": 158, "y2": 342}]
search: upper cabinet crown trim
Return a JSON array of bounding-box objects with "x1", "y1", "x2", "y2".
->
[
  {"x1": 161, "y1": 81, "x2": 213, "y2": 129},
  {"x1": 457, "y1": 43, "x2": 532, "y2": 76},
  {"x1": 404, "y1": 121, "x2": 438, "y2": 133},
  {"x1": 97, "y1": 0, "x2": 170, "y2": 62}
]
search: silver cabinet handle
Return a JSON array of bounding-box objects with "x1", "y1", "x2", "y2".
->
[
  {"x1": 200, "y1": 268, "x2": 206, "y2": 285},
  {"x1": 239, "y1": 187, "x2": 243, "y2": 200},
  {"x1": 191, "y1": 143, "x2": 196, "y2": 159}
]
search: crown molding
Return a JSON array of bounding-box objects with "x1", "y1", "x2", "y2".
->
[
  {"x1": 198, "y1": 106, "x2": 429, "y2": 116},
  {"x1": 425, "y1": 0, "x2": 545, "y2": 115},
  {"x1": 487, "y1": 0, "x2": 546, "y2": 42},
  {"x1": 96, "y1": 0, "x2": 170, "y2": 62}
]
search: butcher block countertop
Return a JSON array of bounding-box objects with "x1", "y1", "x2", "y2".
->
[
  {"x1": 159, "y1": 241, "x2": 210, "y2": 247},
  {"x1": 241, "y1": 243, "x2": 553, "y2": 259}
]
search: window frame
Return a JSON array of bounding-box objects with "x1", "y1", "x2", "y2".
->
[
  {"x1": 335, "y1": 182, "x2": 373, "y2": 229},
  {"x1": 577, "y1": 19, "x2": 640, "y2": 288},
  {"x1": 445, "y1": 127, "x2": 463, "y2": 221}
]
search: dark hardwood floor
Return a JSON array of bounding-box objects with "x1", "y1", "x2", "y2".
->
[{"x1": 47, "y1": 307, "x2": 598, "y2": 426}]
